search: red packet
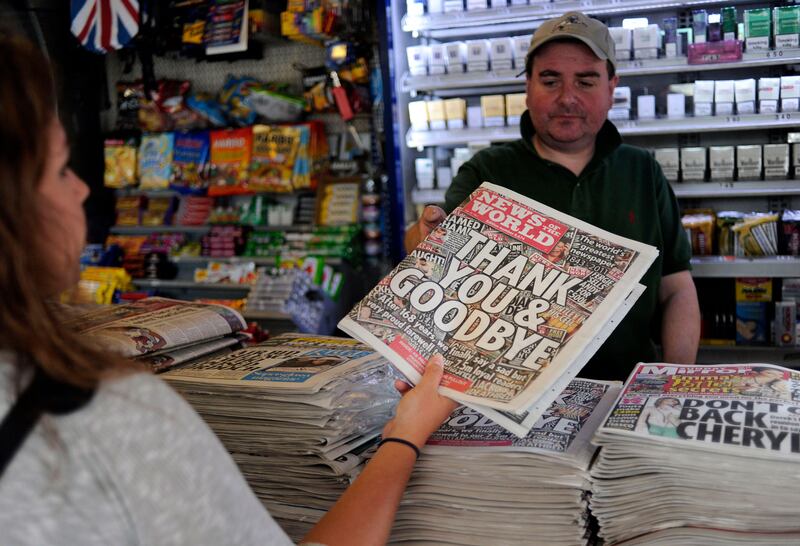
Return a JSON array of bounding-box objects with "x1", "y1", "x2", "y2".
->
[{"x1": 208, "y1": 127, "x2": 252, "y2": 195}]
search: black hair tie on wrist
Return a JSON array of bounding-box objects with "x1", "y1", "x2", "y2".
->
[{"x1": 378, "y1": 437, "x2": 421, "y2": 459}]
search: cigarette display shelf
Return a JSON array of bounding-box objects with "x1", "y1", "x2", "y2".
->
[
  {"x1": 673, "y1": 180, "x2": 800, "y2": 199},
  {"x1": 402, "y1": 48, "x2": 800, "y2": 94},
  {"x1": 411, "y1": 180, "x2": 800, "y2": 205},
  {"x1": 689, "y1": 256, "x2": 800, "y2": 278},
  {"x1": 403, "y1": 0, "x2": 752, "y2": 38},
  {"x1": 406, "y1": 112, "x2": 800, "y2": 148}
]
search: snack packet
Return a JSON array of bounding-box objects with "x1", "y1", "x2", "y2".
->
[
  {"x1": 138, "y1": 133, "x2": 175, "y2": 189},
  {"x1": 250, "y1": 124, "x2": 300, "y2": 192},
  {"x1": 103, "y1": 137, "x2": 138, "y2": 188},
  {"x1": 171, "y1": 131, "x2": 210, "y2": 193},
  {"x1": 208, "y1": 127, "x2": 252, "y2": 195}
]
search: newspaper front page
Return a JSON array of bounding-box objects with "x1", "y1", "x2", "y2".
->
[
  {"x1": 162, "y1": 341, "x2": 385, "y2": 393},
  {"x1": 69, "y1": 297, "x2": 246, "y2": 357},
  {"x1": 339, "y1": 182, "x2": 657, "y2": 419},
  {"x1": 427, "y1": 379, "x2": 620, "y2": 467},
  {"x1": 598, "y1": 362, "x2": 800, "y2": 461}
]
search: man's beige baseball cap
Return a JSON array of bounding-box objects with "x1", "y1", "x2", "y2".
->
[{"x1": 526, "y1": 11, "x2": 617, "y2": 71}]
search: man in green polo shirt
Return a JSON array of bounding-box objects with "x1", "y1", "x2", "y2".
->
[{"x1": 404, "y1": 12, "x2": 700, "y2": 380}]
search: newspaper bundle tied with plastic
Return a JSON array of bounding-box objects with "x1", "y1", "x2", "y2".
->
[
  {"x1": 390, "y1": 378, "x2": 621, "y2": 546},
  {"x1": 161, "y1": 333, "x2": 398, "y2": 541},
  {"x1": 339, "y1": 182, "x2": 657, "y2": 436},
  {"x1": 590, "y1": 362, "x2": 800, "y2": 545}
]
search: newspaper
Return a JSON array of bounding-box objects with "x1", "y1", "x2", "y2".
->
[
  {"x1": 427, "y1": 378, "x2": 620, "y2": 469},
  {"x1": 467, "y1": 284, "x2": 643, "y2": 437},
  {"x1": 387, "y1": 378, "x2": 620, "y2": 546},
  {"x1": 142, "y1": 334, "x2": 247, "y2": 372},
  {"x1": 69, "y1": 297, "x2": 246, "y2": 358},
  {"x1": 162, "y1": 336, "x2": 386, "y2": 393},
  {"x1": 596, "y1": 362, "x2": 800, "y2": 461},
  {"x1": 339, "y1": 182, "x2": 657, "y2": 423}
]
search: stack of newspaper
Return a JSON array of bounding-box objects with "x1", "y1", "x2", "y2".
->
[
  {"x1": 340, "y1": 182, "x2": 656, "y2": 437},
  {"x1": 389, "y1": 378, "x2": 620, "y2": 546},
  {"x1": 160, "y1": 333, "x2": 398, "y2": 540},
  {"x1": 70, "y1": 297, "x2": 247, "y2": 372},
  {"x1": 590, "y1": 362, "x2": 800, "y2": 545}
]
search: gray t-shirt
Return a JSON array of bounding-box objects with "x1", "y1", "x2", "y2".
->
[{"x1": 0, "y1": 356, "x2": 294, "y2": 546}]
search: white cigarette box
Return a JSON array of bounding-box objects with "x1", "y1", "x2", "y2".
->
[
  {"x1": 490, "y1": 37, "x2": 514, "y2": 71},
  {"x1": 444, "y1": 42, "x2": 467, "y2": 73},
  {"x1": 667, "y1": 93, "x2": 686, "y2": 118},
  {"x1": 709, "y1": 146, "x2": 735, "y2": 180},
  {"x1": 466, "y1": 40, "x2": 490, "y2": 72},
  {"x1": 428, "y1": 44, "x2": 447, "y2": 75},
  {"x1": 681, "y1": 147, "x2": 707, "y2": 181},
  {"x1": 633, "y1": 24, "x2": 661, "y2": 59},
  {"x1": 408, "y1": 101, "x2": 429, "y2": 131},
  {"x1": 764, "y1": 144, "x2": 790, "y2": 179},
  {"x1": 737, "y1": 145, "x2": 763, "y2": 179},
  {"x1": 407, "y1": 45, "x2": 429, "y2": 76},
  {"x1": 512, "y1": 35, "x2": 531, "y2": 70},
  {"x1": 609, "y1": 27, "x2": 632, "y2": 61},
  {"x1": 735, "y1": 79, "x2": 757, "y2": 114},
  {"x1": 655, "y1": 148, "x2": 680, "y2": 182}
]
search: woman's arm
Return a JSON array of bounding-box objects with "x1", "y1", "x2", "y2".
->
[{"x1": 301, "y1": 355, "x2": 457, "y2": 546}]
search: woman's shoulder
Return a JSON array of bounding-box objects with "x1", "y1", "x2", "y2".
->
[{"x1": 72, "y1": 371, "x2": 204, "y2": 441}]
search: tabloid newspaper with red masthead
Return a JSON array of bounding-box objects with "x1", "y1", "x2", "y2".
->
[{"x1": 339, "y1": 182, "x2": 658, "y2": 436}]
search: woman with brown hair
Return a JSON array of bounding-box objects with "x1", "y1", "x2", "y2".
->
[{"x1": 0, "y1": 35, "x2": 457, "y2": 545}]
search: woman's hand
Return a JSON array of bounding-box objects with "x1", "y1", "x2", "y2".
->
[{"x1": 382, "y1": 355, "x2": 459, "y2": 450}]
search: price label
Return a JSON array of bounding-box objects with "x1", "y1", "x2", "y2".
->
[
  {"x1": 765, "y1": 49, "x2": 785, "y2": 59},
  {"x1": 775, "y1": 113, "x2": 793, "y2": 121},
  {"x1": 617, "y1": 120, "x2": 639, "y2": 129},
  {"x1": 718, "y1": 181, "x2": 735, "y2": 189},
  {"x1": 725, "y1": 115, "x2": 741, "y2": 124}
]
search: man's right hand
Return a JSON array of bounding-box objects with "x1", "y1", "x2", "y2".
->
[{"x1": 404, "y1": 205, "x2": 446, "y2": 253}]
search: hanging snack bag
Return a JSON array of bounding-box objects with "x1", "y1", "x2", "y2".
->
[
  {"x1": 103, "y1": 137, "x2": 138, "y2": 188},
  {"x1": 250, "y1": 124, "x2": 300, "y2": 192},
  {"x1": 116, "y1": 82, "x2": 145, "y2": 130},
  {"x1": 208, "y1": 127, "x2": 252, "y2": 195},
  {"x1": 138, "y1": 133, "x2": 174, "y2": 190},
  {"x1": 171, "y1": 131, "x2": 210, "y2": 193},
  {"x1": 187, "y1": 92, "x2": 227, "y2": 128}
]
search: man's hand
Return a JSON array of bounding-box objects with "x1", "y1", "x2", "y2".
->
[{"x1": 404, "y1": 205, "x2": 446, "y2": 253}]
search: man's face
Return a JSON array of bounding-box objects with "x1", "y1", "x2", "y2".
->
[{"x1": 526, "y1": 41, "x2": 618, "y2": 153}]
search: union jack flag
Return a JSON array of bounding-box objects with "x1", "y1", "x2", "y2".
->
[{"x1": 70, "y1": 0, "x2": 140, "y2": 54}]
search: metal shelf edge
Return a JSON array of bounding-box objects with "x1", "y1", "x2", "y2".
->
[
  {"x1": 406, "y1": 113, "x2": 800, "y2": 148},
  {"x1": 690, "y1": 257, "x2": 800, "y2": 278},
  {"x1": 402, "y1": 50, "x2": 800, "y2": 93},
  {"x1": 402, "y1": 0, "x2": 751, "y2": 34}
]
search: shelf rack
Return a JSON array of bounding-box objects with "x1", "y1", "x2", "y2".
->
[
  {"x1": 402, "y1": 49, "x2": 800, "y2": 93},
  {"x1": 689, "y1": 256, "x2": 800, "y2": 278},
  {"x1": 403, "y1": 0, "x2": 756, "y2": 38},
  {"x1": 406, "y1": 112, "x2": 800, "y2": 148}
]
